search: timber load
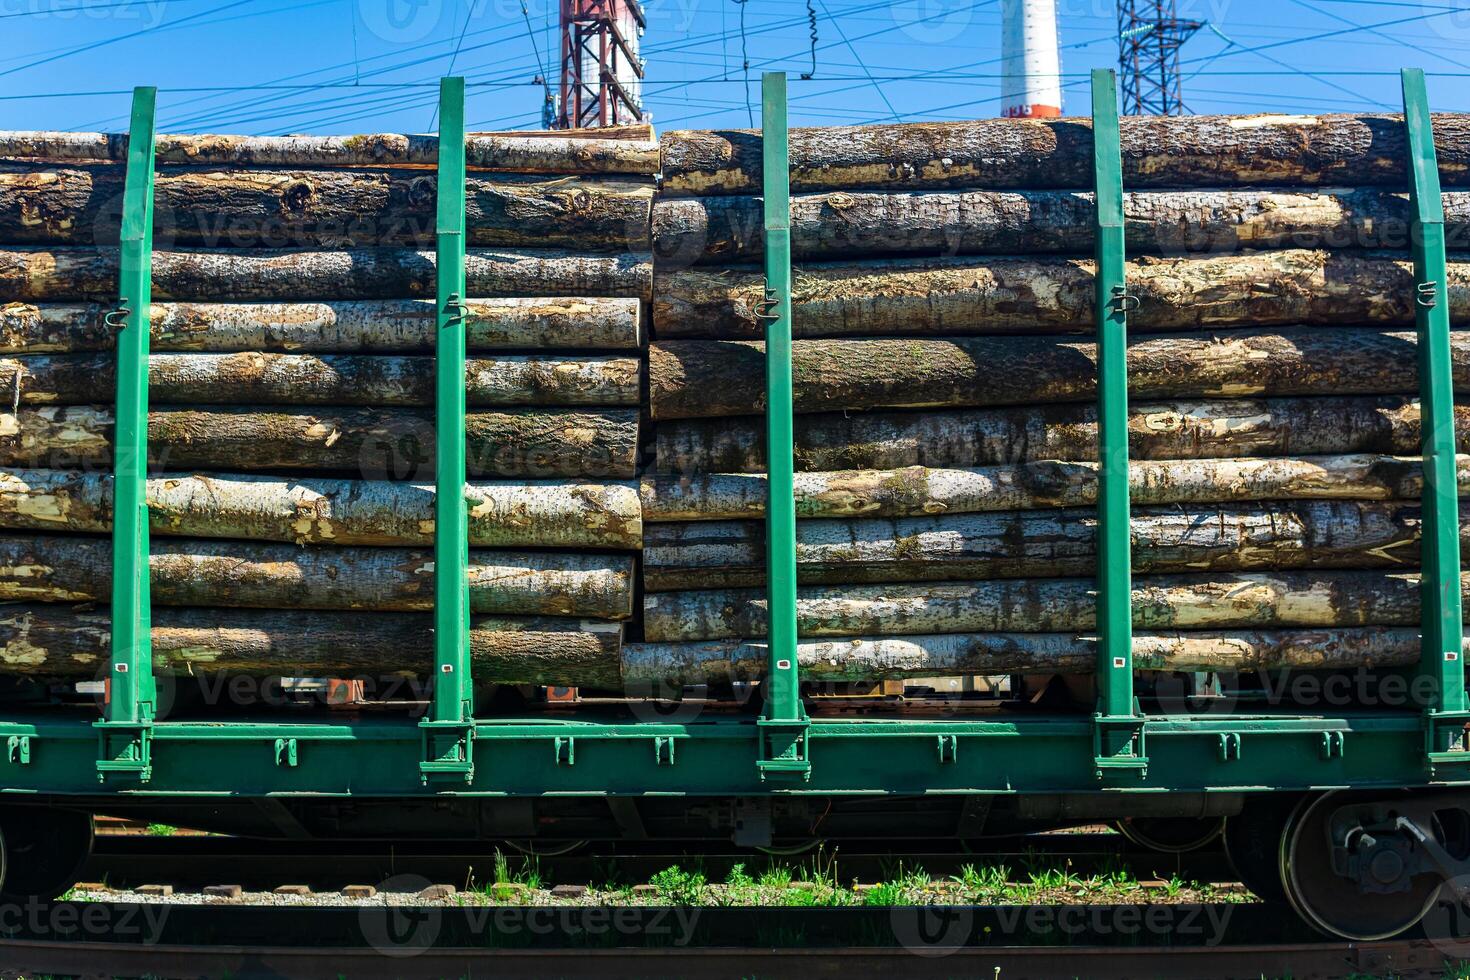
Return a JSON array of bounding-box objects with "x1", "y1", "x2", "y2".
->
[
  {"x1": 0, "y1": 125, "x2": 654, "y2": 692},
  {"x1": 629, "y1": 110, "x2": 1470, "y2": 695}
]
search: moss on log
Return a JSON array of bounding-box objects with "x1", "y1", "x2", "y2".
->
[
  {"x1": 642, "y1": 571, "x2": 1454, "y2": 642},
  {"x1": 0, "y1": 469, "x2": 641, "y2": 549},
  {"x1": 653, "y1": 250, "x2": 1470, "y2": 339},
  {"x1": 0, "y1": 298, "x2": 642, "y2": 353},
  {"x1": 0, "y1": 247, "x2": 652, "y2": 303},
  {"x1": 0, "y1": 605, "x2": 622, "y2": 686},
  {"x1": 2, "y1": 351, "x2": 642, "y2": 407},
  {"x1": 652, "y1": 397, "x2": 1465, "y2": 475},
  {"x1": 658, "y1": 114, "x2": 1470, "y2": 196},
  {"x1": 0, "y1": 535, "x2": 635, "y2": 618},
  {"x1": 648, "y1": 330, "x2": 1470, "y2": 420},
  {"x1": 653, "y1": 188, "x2": 1470, "y2": 264},
  {"x1": 641, "y1": 500, "x2": 1440, "y2": 590},
  {"x1": 0, "y1": 405, "x2": 640, "y2": 479}
]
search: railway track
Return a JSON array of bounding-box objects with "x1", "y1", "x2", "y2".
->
[{"x1": 0, "y1": 902, "x2": 1457, "y2": 979}]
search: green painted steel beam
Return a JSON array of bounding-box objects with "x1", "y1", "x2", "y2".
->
[
  {"x1": 423, "y1": 76, "x2": 474, "y2": 782},
  {"x1": 756, "y1": 71, "x2": 809, "y2": 780},
  {"x1": 97, "y1": 86, "x2": 158, "y2": 782},
  {"x1": 1401, "y1": 69, "x2": 1470, "y2": 766},
  {"x1": 1089, "y1": 69, "x2": 1145, "y2": 779}
]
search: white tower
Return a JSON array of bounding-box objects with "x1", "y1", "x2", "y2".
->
[{"x1": 1000, "y1": 0, "x2": 1062, "y2": 118}]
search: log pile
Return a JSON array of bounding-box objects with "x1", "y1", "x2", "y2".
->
[
  {"x1": 0, "y1": 127, "x2": 653, "y2": 690},
  {"x1": 630, "y1": 114, "x2": 1470, "y2": 689}
]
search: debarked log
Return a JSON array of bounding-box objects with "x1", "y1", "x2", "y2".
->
[
  {"x1": 0, "y1": 247, "x2": 652, "y2": 303},
  {"x1": 621, "y1": 629, "x2": 1447, "y2": 683},
  {"x1": 641, "y1": 500, "x2": 1441, "y2": 590},
  {"x1": 0, "y1": 166, "x2": 652, "y2": 250},
  {"x1": 0, "y1": 535, "x2": 636, "y2": 618},
  {"x1": 0, "y1": 297, "x2": 642, "y2": 353},
  {"x1": 0, "y1": 130, "x2": 659, "y2": 174},
  {"x1": 653, "y1": 397, "x2": 1468, "y2": 475},
  {"x1": 657, "y1": 114, "x2": 1470, "y2": 196},
  {"x1": 642, "y1": 571, "x2": 1455, "y2": 642},
  {"x1": 648, "y1": 330, "x2": 1470, "y2": 420},
  {"x1": 639, "y1": 455, "x2": 1470, "y2": 521},
  {"x1": 652, "y1": 250, "x2": 1470, "y2": 339},
  {"x1": 0, "y1": 605, "x2": 622, "y2": 686},
  {"x1": 652, "y1": 188, "x2": 1470, "y2": 263},
  {"x1": 0, "y1": 406, "x2": 640, "y2": 479},
  {"x1": 0, "y1": 469, "x2": 641, "y2": 549},
  {"x1": 1, "y1": 351, "x2": 642, "y2": 406}
]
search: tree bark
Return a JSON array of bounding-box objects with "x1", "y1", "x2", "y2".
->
[
  {"x1": 653, "y1": 397, "x2": 1459, "y2": 475},
  {"x1": 0, "y1": 298, "x2": 642, "y2": 353},
  {"x1": 653, "y1": 250, "x2": 1470, "y2": 339},
  {"x1": 622, "y1": 628, "x2": 1442, "y2": 684},
  {"x1": 642, "y1": 570, "x2": 1449, "y2": 642},
  {"x1": 653, "y1": 189, "x2": 1470, "y2": 264},
  {"x1": 0, "y1": 131, "x2": 659, "y2": 174},
  {"x1": 640, "y1": 454, "x2": 1470, "y2": 522},
  {"x1": 641, "y1": 500, "x2": 1437, "y2": 590},
  {"x1": 0, "y1": 166, "x2": 652, "y2": 250},
  {"x1": 0, "y1": 605, "x2": 622, "y2": 686},
  {"x1": 0, "y1": 535, "x2": 635, "y2": 618},
  {"x1": 648, "y1": 330, "x2": 1469, "y2": 420},
  {"x1": 0, "y1": 247, "x2": 652, "y2": 303},
  {"x1": 0, "y1": 469, "x2": 641, "y2": 549},
  {"x1": 658, "y1": 114, "x2": 1470, "y2": 196},
  {"x1": 2, "y1": 351, "x2": 642, "y2": 407},
  {"x1": 0, "y1": 406, "x2": 640, "y2": 479}
]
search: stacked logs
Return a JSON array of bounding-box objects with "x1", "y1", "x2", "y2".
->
[
  {"x1": 630, "y1": 114, "x2": 1470, "y2": 688},
  {"x1": 0, "y1": 126, "x2": 657, "y2": 690}
]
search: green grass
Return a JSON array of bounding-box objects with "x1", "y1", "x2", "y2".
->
[
  {"x1": 649, "y1": 865, "x2": 707, "y2": 905},
  {"x1": 144, "y1": 823, "x2": 177, "y2": 837}
]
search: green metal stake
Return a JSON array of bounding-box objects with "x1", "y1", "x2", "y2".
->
[
  {"x1": 421, "y1": 76, "x2": 474, "y2": 782},
  {"x1": 1401, "y1": 69, "x2": 1470, "y2": 767},
  {"x1": 97, "y1": 86, "x2": 158, "y2": 781},
  {"x1": 1090, "y1": 69, "x2": 1146, "y2": 780},
  {"x1": 756, "y1": 71, "x2": 809, "y2": 780}
]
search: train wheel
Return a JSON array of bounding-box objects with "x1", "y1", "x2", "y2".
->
[
  {"x1": 1223, "y1": 795, "x2": 1298, "y2": 904},
  {"x1": 1280, "y1": 791, "x2": 1441, "y2": 940},
  {"x1": 1116, "y1": 816, "x2": 1224, "y2": 854},
  {"x1": 0, "y1": 808, "x2": 90, "y2": 903}
]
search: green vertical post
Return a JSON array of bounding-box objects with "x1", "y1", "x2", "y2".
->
[
  {"x1": 1090, "y1": 69, "x2": 1146, "y2": 779},
  {"x1": 1402, "y1": 69, "x2": 1469, "y2": 765},
  {"x1": 97, "y1": 87, "x2": 158, "y2": 781},
  {"x1": 756, "y1": 71, "x2": 809, "y2": 780},
  {"x1": 421, "y1": 76, "x2": 474, "y2": 782}
]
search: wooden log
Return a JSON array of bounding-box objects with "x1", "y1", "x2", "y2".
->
[
  {"x1": 494, "y1": 123, "x2": 653, "y2": 141},
  {"x1": 0, "y1": 605, "x2": 622, "y2": 686},
  {"x1": 653, "y1": 397, "x2": 1466, "y2": 475},
  {"x1": 0, "y1": 131, "x2": 659, "y2": 174},
  {"x1": 653, "y1": 189, "x2": 1470, "y2": 264},
  {"x1": 0, "y1": 247, "x2": 652, "y2": 303},
  {"x1": 0, "y1": 469, "x2": 641, "y2": 549},
  {"x1": 639, "y1": 455, "x2": 1470, "y2": 522},
  {"x1": 0, "y1": 406, "x2": 640, "y2": 479},
  {"x1": 641, "y1": 500, "x2": 1439, "y2": 591},
  {"x1": 1, "y1": 352, "x2": 642, "y2": 407},
  {"x1": 657, "y1": 114, "x2": 1470, "y2": 196},
  {"x1": 0, "y1": 535, "x2": 635, "y2": 618},
  {"x1": 622, "y1": 628, "x2": 1443, "y2": 683},
  {"x1": 653, "y1": 250, "x2": 1470, "y2": 339},
  {"x1": 0, "y1": 166, "x2": 652, "y2": 250},
  {"x1": 648, "y1": 330, "x2": 1470, "y2": 420},
  {"x1": 0, "y1": 298, "x2": 642, "y2": 353},
  {"x1": 642, "y1": 571, "x2": 1449, "y2": 642}
]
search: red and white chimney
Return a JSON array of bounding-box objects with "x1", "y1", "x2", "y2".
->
[{"x1": 1000, "y1": 0, "x2": 1062, "y2": 118}]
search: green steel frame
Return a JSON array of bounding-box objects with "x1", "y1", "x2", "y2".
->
[
  {"x1": 0, "y1": 71, "x2": 1466, "y2": 802},
  {"x1": 96, "y1": 87, "x2": 158, "y2": 783},
  {"x1": 421, "y1": 76, "x2": 475, "y2": 783}
]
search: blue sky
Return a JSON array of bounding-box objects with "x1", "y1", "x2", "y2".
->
[{"x1": 2, "y1": 0, "x2": 1468, "y2": 135}]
